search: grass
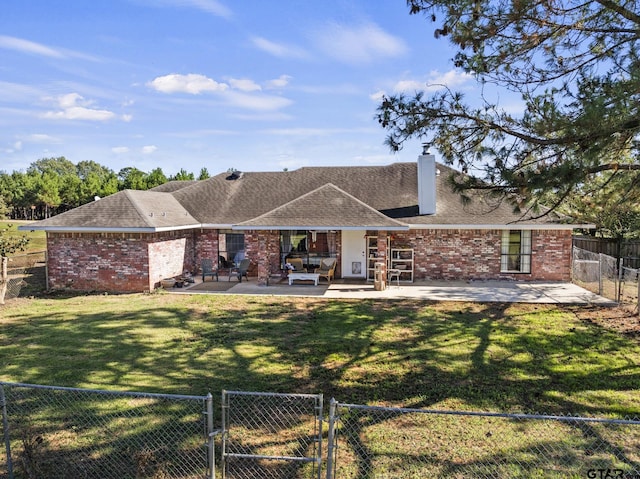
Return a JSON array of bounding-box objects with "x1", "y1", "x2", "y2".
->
[
  {"x1": 2, "y1": 292, "x2": 639, "y2": 418},
  {"x1": 0, "y1": 220, "x2": 47, "y2": 253},
  {"x1": 2, "y1": 293, "x2": 639, "y2": 477}
]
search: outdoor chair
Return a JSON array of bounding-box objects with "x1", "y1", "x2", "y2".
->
[
  {"x1": 230, "y1": 258, "x2": 250, "y2": 282},
  {"x1": 316, "y1": 258, "x2": 336, "y2": 284},
  {"x1": 219, "y1": 255, "x2": 230, "y2": 269},
  {"x1": 201, "y1": 258, "x2": 216, "y2": 282},
  {"x1": 287, "y1": 258, "x2": 306, "y2": 273}
]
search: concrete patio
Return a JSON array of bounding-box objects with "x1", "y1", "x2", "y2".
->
[{"x1": 170, "y1": 277, "x2": 614, "y2": 305}]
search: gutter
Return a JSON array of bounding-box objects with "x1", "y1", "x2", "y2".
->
[{"x1": 406, "y1": 223, "x2": 595, "y2": 231}]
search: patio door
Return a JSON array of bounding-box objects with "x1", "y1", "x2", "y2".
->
[{"x1": 341, "y1": 230, "x2": 366, "y2": 279}]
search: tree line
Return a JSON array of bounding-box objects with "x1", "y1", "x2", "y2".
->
[{"x1": 0, "y1": 157, "x2": 210, "y2": 221}]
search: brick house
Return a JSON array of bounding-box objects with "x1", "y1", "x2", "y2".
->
[{"x1": 24, "y1": 151, "x2": 589, "y2": 292}]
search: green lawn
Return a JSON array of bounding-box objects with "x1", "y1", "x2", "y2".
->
[{"x1": 2, "y1": 293, "x2": 638, "y2": 418}]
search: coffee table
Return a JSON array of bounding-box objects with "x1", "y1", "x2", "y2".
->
[{"x1": 288, "y1": 272, "x2": 320, "y2": 286}]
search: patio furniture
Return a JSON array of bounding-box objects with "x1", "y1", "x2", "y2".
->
[
  {"x1": 287, "y1": 258, "x2": 307, "y2": 273},
  {"x1": 288, "y1": 272, "x2": 320, "y2": 286},
  {"x1": 316, "y1": 258, "x2": 336, "y2": 284},
  {"x1": 201, "y1": 258, "x2": 216, "y2": 282},
  {"x1": 230, "y1": 258, "x2": 250, "y2": 282},
  {"x1": 388, "y1": 268, "x2": 401, "y2": 287}
]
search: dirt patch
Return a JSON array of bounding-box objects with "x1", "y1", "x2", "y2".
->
[{"x1": 573, "y1": 304, "x2": 640, "y2": 339}]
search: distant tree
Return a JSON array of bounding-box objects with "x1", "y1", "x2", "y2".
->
[
  {"x1": 0, "y1": 195, "x2": 9, "y2": 219},
  {"x1": 147, "y1": 168, "x2": 168, "y2": 189},
  {"x1": 35, "y1": 172, "x2": 62, "y2": 218},
  {"x1": 377, "y1": 0, "x2": 640, "y2": 214},
  {"x1": 72, "y1": 162, "x2": 116, "y2": 203},
  {"x1": 197, "y1": 167, "x2": 210, "y2": 180},
  {"x1": 0, "y1": 224, "x2": 30, "y2": 304},
  {"x1": 27, "y1": 157, "x2": 76, "y2": 177},
  {"x1": 118, "y1": 167, "x2": 148, "y2": 190},
  {"x1": 170, "y1": 169, "x2": 195, "y2": 181}
]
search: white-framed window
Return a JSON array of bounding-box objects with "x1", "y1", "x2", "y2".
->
[{"x1": 500, "y1": 230, "x2": 531, "y2": 273}]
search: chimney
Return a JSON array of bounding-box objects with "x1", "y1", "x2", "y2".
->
[{"x1": 417, "y1": 144, "x2": 437, "y2": 215}]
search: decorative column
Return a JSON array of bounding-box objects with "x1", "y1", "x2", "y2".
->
[
  {"x1": 255, "y1": 230, "x2": 279, "y2": 286},
  {"x1": 377, "y1": 231, "x2": 388, "y2": 285}
]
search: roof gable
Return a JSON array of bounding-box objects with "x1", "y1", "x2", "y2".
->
[
  {"x1": 28, "y1": 189, "x2": 199, "y2": 231},
  {"x1": 235, "y1": 183, "x2": 408, "y2": 230}
]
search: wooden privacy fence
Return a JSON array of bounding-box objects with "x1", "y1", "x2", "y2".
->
[{"x1": 573, "y1": 236, "x2": 640, "y2": 268}]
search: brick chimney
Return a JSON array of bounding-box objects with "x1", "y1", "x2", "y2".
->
[{"x1": 418, "y1": 144, "x2": 437, "y2": 215}]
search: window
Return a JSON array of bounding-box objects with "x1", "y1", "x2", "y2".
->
[
  {"x1": 280, "y1": 230, "x2": 336, "y2": 269},
  {"x1": 501, "y1": 230, "x2": 531, "y2": 273},
  {"x1": 219, "y1": 232, "x2": 245, "y2": 265}
]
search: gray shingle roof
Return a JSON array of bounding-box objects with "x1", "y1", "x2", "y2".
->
[
  {"x1": 25, "y1": 161, "x2": 582, "y2": 231},
  {"x1": 28, "y1": 189, "x2": 199, "y2": 231},
  {"x1": 235, "y1": 183, "x2": 408, "y2": 230}
]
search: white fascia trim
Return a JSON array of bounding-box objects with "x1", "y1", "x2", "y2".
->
[
  {"x1": 407, "y1": 224, "x2": 594, "y2": 230},
  {"x1": 21, "y1": 224, "x2": 202, "y2": 233},
  {"x1": 231, "y1": 225, "x2": 410, "y2": 231}
]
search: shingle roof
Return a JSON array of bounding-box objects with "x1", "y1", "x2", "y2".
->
[
  {"x1": 25, "y1": 161, "x2": 582, "y2": 231},
  {"x1": 235, "y1": 183, "x2": 408, "y2": 230},
  {"x1": 28, "y1": 189, "x2": 199, "y2": 231}
]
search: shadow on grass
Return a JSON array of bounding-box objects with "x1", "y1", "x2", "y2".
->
[{"x1": 1, "y1": 293, "x2": 639, "y2": 477}]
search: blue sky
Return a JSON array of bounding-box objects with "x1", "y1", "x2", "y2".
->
[{"x1": 1, "y1": 0, "x2": 485, "y2": 176}]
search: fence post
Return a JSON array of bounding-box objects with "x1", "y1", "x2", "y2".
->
[
  {"x1": 599, "y1": 253, "x2": 604, "y2": 296},
  {"x1": 316, "y1": 394, "x2": 324, "y2": 479},
  {"x1": 325, "y1": 399, "x2": 337, "y2": 479},
  {"x1": 206, "y1": 393, "x2": 215, "y2": 479},
  {"x1": 0, "y1": 385, "x2": 14, "y2": 479},
  {"x1": 221, "y1": 390, "x2": 227, "y2": 479},
  {"x1": 617, "y1": 258, "x2": 623, "y2": 303}
]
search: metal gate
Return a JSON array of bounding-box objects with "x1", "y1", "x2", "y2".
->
[{"x1": 220, "y1": 390, "x2": 323, "y2": 479}]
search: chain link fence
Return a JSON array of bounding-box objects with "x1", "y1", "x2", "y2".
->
[
  {"x1": 3, "y1": 384, "x2": 639, "y2": 479},
  {"x1": 619, "y1": 263, "x2": 639, "y2": 312},
  {"x1": 326, "y1": 400, "x2": 640, "y2": 479},
  {"x1": 3, "y1": 252, "x2": 47, "y2": 300},
  {"x1": 572, "y1": 247, "x2": 640, "y2": 313},
  {"x1": 220, "y1": 391, "x2": 324, "y2": 479},
  {"x1": 0, "y1": 382, "x2": 214, "y2": 479}
]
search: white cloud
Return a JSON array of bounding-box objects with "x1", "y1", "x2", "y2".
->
[
  {"x1": 41, "y1": 93, "x2": 116, "y2": 121},
  {"x1": 369, "y1": 90, "x2": 385, "y2": 102},
  {"x1": 0, "y1": 35, "x2": 99, "y2": 61},
  {"x1": 314, "y1": 22, "x2": 407, "y2": 64},
  {"x1": 224, "y1": 91, "x2": 292, "y2": 111},
  {"x1": 13, "y1": 141, "x2": 23, "y2": 151},
  {"x1": 112, "y1": 146, "x2": 130, "y2": 154},
  {"x1": 142, "y1": 145, "x2": 158, "y2": 154},
  {"x1": 148, "y1": 73, "x2": 292, "y2": 111},
  {"x1": 425, "y1": 70, "x2": 474, "y2": 90},
  {"x1": 265, "y1": 75, "x2": 291, "y2": 90},
  {"x1": 251, "y1": 36, "x2": 308, "y2": 59},
  {"x1": 395, "y1": 70, "x2": 473, "y2": 93},
  {"x1": 0, "y1": 35, "x2": 64, "y2": 58},
  {"x1": 228, "y1": 78, "x2": 261, "y2": 92},
  {"x1": 147, "y1": 73, "x2": 229, "y2": 94},
  {"x1": 147, "y1": 0, "x2": 232, "y2": 18},
  {"x1": 43, "y1": 107, "x2": 115, "y2": 121},
  {"x1": 122, "y1": 114, "x2": 133, "y2": 122}
]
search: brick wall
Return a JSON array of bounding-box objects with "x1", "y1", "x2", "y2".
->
[
  {"x1": 46, "y1": 227, "x2": 572, "y2": 293},
  {"x1": 245, "y1": 230, "x2": 280, "y2": 285},
  {"x1": 393, "y1": 229, "x2": 572, "y2": 281},
  {"x1": 195, "y1": 230, "x2": 220, "y2": 267},
  {"x1": 47, "y1": 230, "x2": 196, "y2": 292}
]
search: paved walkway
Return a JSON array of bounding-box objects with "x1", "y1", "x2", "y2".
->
[{"x1": 173, "y1": 277, "x2": 614, "y2": 305}]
